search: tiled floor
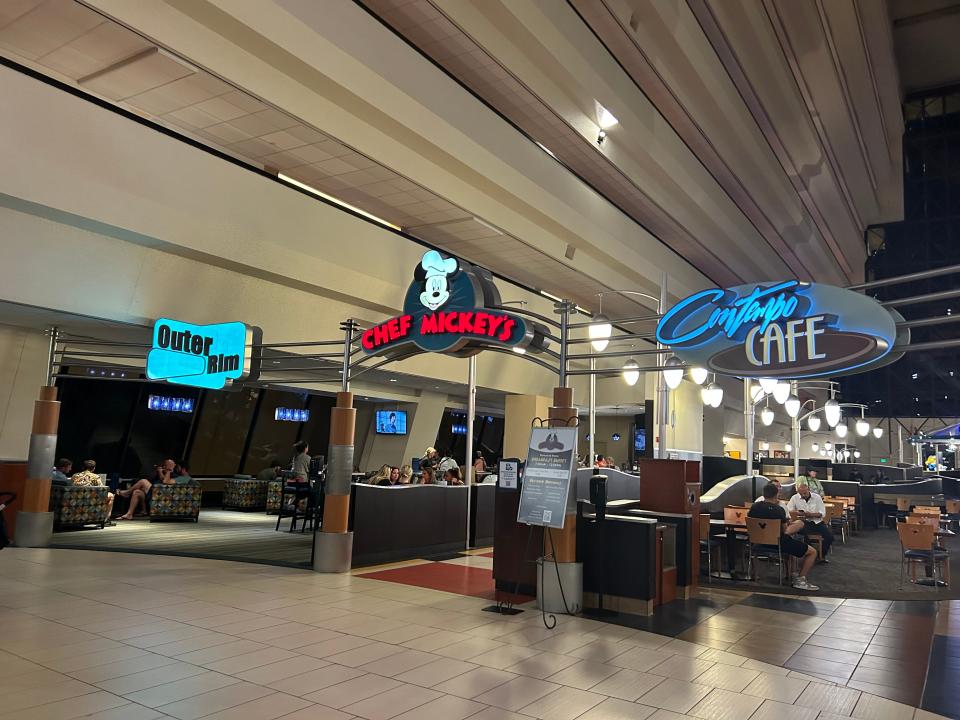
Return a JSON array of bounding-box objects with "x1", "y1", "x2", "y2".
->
[{"x1": 0, "y1": 547, "x2": 954, "y2": 720}]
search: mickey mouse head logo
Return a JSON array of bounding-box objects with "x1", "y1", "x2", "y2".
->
[{"x1": 419, "y1": 250, "x2": 458, "y2": 311}]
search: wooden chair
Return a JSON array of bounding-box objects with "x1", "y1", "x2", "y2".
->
[
  {"x1": 699, "y1": 513, "x2": 722, "y2": 583},
  {"x1": 834, "y1": 496, "x2": 859, "y2": 533},
  {"x1": 915, "y1": 506, "x2": 942, "y2": 516},
  {"x1": 825, "y1": 500, "x2": 848, "y2": 543},
  {"x1": 890, "y1": 497, "x2": 911, "y2": 527},
  {"x1": 907, "y1": 513, "x2": 939, "y2": 527},
  {"x1": 897, "y1": 522, "x2": 950, "y2": 587},
  {"x1": 723, "y1": 506, "x2": 749, "y2": 527},
  {"x1": 746, "y1": 517, "x2": 787, "y2": 585}
]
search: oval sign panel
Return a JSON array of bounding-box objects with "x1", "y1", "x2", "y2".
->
[{"x1": 656, "y1": 281, "x2": 905, "y2": 379}]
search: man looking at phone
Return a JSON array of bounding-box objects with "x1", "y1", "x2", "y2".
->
[{"x1": 787, "y1": 482, "x2": 834, "y2": 562}]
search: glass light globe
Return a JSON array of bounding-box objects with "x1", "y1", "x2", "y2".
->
[
  {"x1": 819, "y1": 449, "x2": 826, "y2": 456},
  {"x1": 784, "y1": 395, "x2": 801, "y2": 418},
  {"x1": 854, "y1": 450, "x2": 861, "y2": 459},
  {"x1": 785, "y1": 443, "x2": 793, "y2": 453},
  {"x1": 873, "y1": 426, "x2": 883, "y2": 439},
  {"x1": 811, "y1": 442, "x2": 819, "y2": 453},
  {"x1": 824, "y1": 441, "x2": 832, "y2": 451},
  {"x1": 589, "y1": 314, "x2": 612, "y2": 352},
  {"x1": 758, "y1": 378, "x2": 777, "y2": 394},
  {"x1": 807, "y1": 415, "x2": 821, "y2": 432},
  {"x1": 707, "y1": 383, "x2": 723, "y2": 408},
  {"x1": 689, "y1": 367, "x2": 708, "y2": 385},
  {"x1": 824, "y1": 399, "x2": 841, "y2": 427},
  {"x1": 622, "y1": 359, "x2": 640, "y2": 387},
  {"x1": 760, "y1": 441, "x2": 769, "y2": 451},
  {"x1": 751, "y1": 383, "x2": 765, "y2": 402},
  {"x1": 773, "y1": 381, "x2": 791, "y2": 404},
  {"x1": 855, "y1": 419, "x2": 870, "y2": 437},
  {"x1": 663, "y1": 355, "x2": 684, "y2": 390},
  {"x1": 836, "y1": 423, "x2": 848, "y2": 439},
  {"x1": 760, "y1": 407, "x2": 774, "y2": 426}
]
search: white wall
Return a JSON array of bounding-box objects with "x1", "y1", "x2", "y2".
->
[
  {"x1": 358, "y1": 392, "x2": 447, "y2": 471},
  {"x1": 0, "y1": 325, "x2": 49, "y2": 460}
]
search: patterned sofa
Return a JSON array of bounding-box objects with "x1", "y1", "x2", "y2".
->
[
  {"x1": 49, "y1": 485, "x2": 111, "y2": 529},
  {"x1": 150, "y1": 483, "x2": 201, "y2": 522},
  {"x1": 223, "y1": 477, "x2": 268, "y2": 511},
  {"x1": 266, "y1": 479, "x2": 308, "y2": 514}
]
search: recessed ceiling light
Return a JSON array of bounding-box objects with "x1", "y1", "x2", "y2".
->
[{"x1": 597, "y1": 105, "x2": 619, "y2": 129}]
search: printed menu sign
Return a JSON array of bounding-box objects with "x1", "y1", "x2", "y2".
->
[
  {"x1": 499, "y1": 459, "x2": 519, "y2": 489},
  {"x1": 517, "y1": 427, "x2": 578, "y2": 529}
]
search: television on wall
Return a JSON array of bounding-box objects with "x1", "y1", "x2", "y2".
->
[
  {"x1": 376, "y1": 410, "x2": 407, "y2": 435},
  {"x1": 634, "y1": 429, "x2": 646, "y2": 453}
]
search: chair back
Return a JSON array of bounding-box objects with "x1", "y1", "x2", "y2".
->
[
  {"x1": 837, "y1": 496, "x2": 856, "y2": 506},
  {"x1": 897, "y1": 497, "x2": 910, "y2": 511},
  {"x1": 907, "y1": 513, "x2": 938, "y2": 527},
  {"x1": 821, "y1": 503, "x2": 834, "y2": 524},
  {"x1": 746, "y1": 516, "x2": 781, "y2": 545},
  {"x1": 724, "y1": 506, "x2": 748, "y2": 527},
  {"x1": 915, "y1": 506, "x2": 941, "y2": 516},
  {"x1": 947, "y1": 499, "x2": 960, "y2": 514},
  {"x1": 897, "y1": 522, "x2": 935, "y2": 550}
]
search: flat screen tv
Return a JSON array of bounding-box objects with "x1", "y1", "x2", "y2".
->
[
  {"x1": 376, "y1": 410, "x2": 407, "y2": 435},
  {"x1": 634, "y1": 429, "x2": 646, "y2": 453}
]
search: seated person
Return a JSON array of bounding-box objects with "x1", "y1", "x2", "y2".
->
[
  {"x1": 257, "y1": 459, "x2": 282, "y2": 484},
  {"x1": 174, "y1": 462, "x2": 194, "y2": 483},
  {"x1": 370, "y1": 464, "x2": 391, "y2": 485},
  {"x1": 70, "y1": 459, "x2": 115, "y2": 517},
  {"x1": 398, "y1": 465, "x2": 413, "y2": 484},
  {"x1": 51, "y1": 458, "x2": 72, "y2": 486},
  {"x1": 436, "y1": 450, "x2": 458, "y2": 476},
  {"x1": 443, "y1": 467, "x2": 465, "y2": 486},
  {"x1": 749, "y1": 482, "x2": 818, "y2": 591},
  {"x1": 755, "y1": 478, "x2": 787, "y2": 507},
  {"x1": 801, "y1": 467, "x2": 825, "y2": 495},
  {"x1": 116, "y1": 458, "x2": 175, "y2": 520},
  {"x1": 787, "y1": 482, "x2": 834, "y2": 562},
  {"x1": 378, "y1": 467, "x2": 401, "y2": 486}
]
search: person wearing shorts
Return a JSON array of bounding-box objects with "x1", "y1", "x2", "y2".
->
[{"x1": 749, "y1": 482, "x2": 819, "y2": 591}]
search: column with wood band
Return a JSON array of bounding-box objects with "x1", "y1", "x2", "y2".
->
[
  {"x1": 548, "y1": 386, "x2": 578, "y2": 561},
  {"x1": 313, "y1": 391, "x2": 356, "y2": 571},
  {"x1": 16, "y1": 386, "x2": 60, "y2": 547}
]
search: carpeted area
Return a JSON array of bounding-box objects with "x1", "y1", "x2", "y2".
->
[{"x1": 711, "y1": 525, "x2": 960, "y2": 600}]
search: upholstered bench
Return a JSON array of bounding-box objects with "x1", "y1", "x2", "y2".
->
[
  {"x1": 150, "y1": 483, "x2": 201, "y2": 521},
  {"x1": 49, "y1": 485, "x2": 111, "y2": 529},
  {"x1": 223, "y1": 477, "x2": 268, "y2": 511}
]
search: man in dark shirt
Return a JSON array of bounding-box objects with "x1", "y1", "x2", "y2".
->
[{"x1": 749, "y1": 482, "x2": 819, "y2": 591}]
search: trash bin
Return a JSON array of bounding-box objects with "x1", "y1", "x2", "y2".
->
[{"x1": 536, "y1": 558, "x2": 583, "y2": 614}]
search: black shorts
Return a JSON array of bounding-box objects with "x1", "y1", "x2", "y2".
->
[{"x1": 781, "y1": 534, "x2": 809, "y2": 558}]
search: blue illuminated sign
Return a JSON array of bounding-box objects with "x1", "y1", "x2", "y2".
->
[
  {"x1": 656, "y1": 281, "x2": 906, "y2": 379},
  {"x1": 275, "y1": 408, "x2": 309, "y2": 422},
  {"x1": 147, "y1": 395, "x2": 194, "y2": 413},
  {"x1": 147, "y1": 318, "x2": 262, "y2": 390}
]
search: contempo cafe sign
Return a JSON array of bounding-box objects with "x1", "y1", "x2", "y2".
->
[
  {"x1": 656, "y1": 280, "x2": 907, "y2": 378},
  {"x1": 362, "y1": 250, "x2": 549, "y2": 357}
]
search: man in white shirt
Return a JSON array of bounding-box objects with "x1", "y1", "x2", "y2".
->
[{"x1": 787, "y1": 483, "x2": 834, "y2": 562}]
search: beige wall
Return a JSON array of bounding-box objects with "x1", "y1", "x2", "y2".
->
[
  {"x1": 358, "y1": 392, "x2": 447, "y2": 472},
  {"x1": 580, "y1": 415, "x2": 635, "y2": 467},
  {"x1": 503, "y1": 394, "x2": 550, "y2": 461},
  {"x1": 0, "y1": 325, "x2": 48, "y2": 460}
]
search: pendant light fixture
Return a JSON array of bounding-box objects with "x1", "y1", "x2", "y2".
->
[
  {"x1": 773, "y1": 380, "x2": 791, "y2": 404},
  {"x1": 758, "y1": 377, "x2": 778, "y2": 394},
  {"x1": 760, "y1": 399, "x2": 775, "y2": 426},
  {"x1": 807, "y1": 415, "x2": 821, "y2": 432},
  {"x1": 689, "y1": 367, "x2": 709, "y2": 385},
  {"x1": 836, "y1": 423, "x2": 848, "y2": 439},
  {"x1": 873, "y1": 426, "x2": 883, "y2": 439},
  {"x1": 811, "y1": 442, "x2": 819, "y2": 453},
  {"x1": 622, "y1": 359, "x2": 640, "y2": 386},
  {"x1": 785, "y1": 395, "x2": 801, "y2": 418},
  {"x1": 663, "y1": 355, "x2": 684, "y2": 389},
  {"x1": 824, "y1": 398, "x2": 842, "y2": 427}
]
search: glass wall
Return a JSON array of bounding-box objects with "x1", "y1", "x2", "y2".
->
[
  {"x1": 124, "y1": 382, "x2": 200, "y2": 476},
  {"x1": 241, "y1": 389, "x2": 308, "y2": 475},
  {"x1": 188, "y1": 387, "x2": 258, "y2": 475}
]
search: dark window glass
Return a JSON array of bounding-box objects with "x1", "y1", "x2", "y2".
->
[
  {"x1": 188, "y1": 387, "x2": 258, "y2": 475},
  {"x1": 241, "y1": 390, "x2": 308, "y2": 475},
  {"x1": 55, "y1": 375, "x2": 138, "y2": 475},
  {"x1": 301, "y1": 394, "x2": 336, "y2": 463},
  {"x1": 123, "y1": 382, "x2": 199, "y2": 477}
]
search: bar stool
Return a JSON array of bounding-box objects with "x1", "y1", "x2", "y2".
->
[{"x1": 275, "y1": 483, "x2": 314, "y2": 532}]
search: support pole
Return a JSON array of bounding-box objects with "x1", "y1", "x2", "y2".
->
[
  {"x1": 465, "y1": 355, "x2": 476, "y2": 549},
  {"x1": 792, "y1": 381, "x2": 800, "y2": 482},
  {"x1": 657, "y1": 272, "x2": 668, "y2": 459},
  {"x1": 16, "y1": 326, "x2": 60, "y2": 547},
  {"x1": 549, "y1": 386, "x2": 578, "y2": 562},
  {"x1": 314, "y1": 321, "x2": 357, "y2": 572},
  {"x1": 744, "y1": 380, "x2": 754, "y2": 477},
  {"x1": 589, "y1": 357, "x2": 596, "y2": 467}
]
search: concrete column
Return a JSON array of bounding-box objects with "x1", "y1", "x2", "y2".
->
[
  {"x1": 15, "y1": 385, "x2": 59, "y2": 547},
  {"x1": 504, "y1": 394, "x2": 550, "y2": 460},
  {"x1": 314, "y1": 391, "x2": 355, "y2": 572}
]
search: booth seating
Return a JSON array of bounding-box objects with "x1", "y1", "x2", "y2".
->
[
  {"x1": 150, "y1": 483, "x2": 201, "y2": 521},
  {"x1": 223, "y1": 477, "x2": 268, "y2": 511},
  {"x1": 49, "y1": 485, "x2": 111, "y2": 529}
]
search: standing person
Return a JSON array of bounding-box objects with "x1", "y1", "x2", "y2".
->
[
  {"x1": 801, "y1": 467, "x2": 825, "y2": 496},
  {"x1": 749, "y1": 482, "x2": 819, "y2": 591},
  {"x1": 473, "y1": 451, "x2": 487, "y2": 475},
  {"x1": 116, "y1": 459, "x2": 174, "y2": 520},
  {"x1": 437, "y1": 450, "x2": 458, "y2": 476},
  {"x1": 51, "y1": 458, "x2": 72, "y2": 486},
  {"x1": 71, "y1": 459, "x2": 115, "y2": 518},
  {"x1": 291, "y1": 441, "x2": 310, "y2": 483},
  {"x1": 787, "y1": 482, "x2": 834, "y2": 562}
]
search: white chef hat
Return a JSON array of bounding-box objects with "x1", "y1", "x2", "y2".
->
[{"x1": 421, "y1": 250, "x2": 457, "y2": 278}]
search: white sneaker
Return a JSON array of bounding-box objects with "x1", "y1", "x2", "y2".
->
[{"x1": 792, "y1": 577, "x2": 819, "y2": 591}]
